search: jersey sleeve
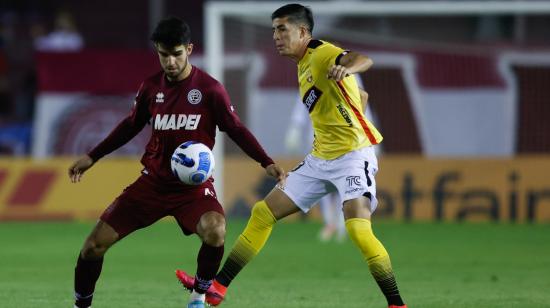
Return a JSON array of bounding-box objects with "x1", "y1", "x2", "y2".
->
[
  {"x1": 87, "y1": 82, "x2": 151, "y2": 161},
  {"x1": 316, "y1": 42, "x2": 349, "y2": 66},
  {"x1": 211, "y1": 83, "x2": 274, "y2": 168}
]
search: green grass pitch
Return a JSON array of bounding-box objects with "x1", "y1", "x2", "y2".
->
[{"x1": 1, "y1": 220, "x2": 549, "y2": 307}]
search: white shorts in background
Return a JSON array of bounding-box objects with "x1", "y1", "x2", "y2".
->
[{"x1": 278, "y1": 146, "x2": 379, "y2": 213}]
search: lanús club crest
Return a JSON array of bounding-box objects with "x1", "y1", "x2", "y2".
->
[{"x1": 187, "y1": 89, "x2": 202, "y2": 104}]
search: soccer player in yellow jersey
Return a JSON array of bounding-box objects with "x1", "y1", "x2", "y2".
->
[{"x1": 176, "y1": 4, "x2": 407, "y2": 307}]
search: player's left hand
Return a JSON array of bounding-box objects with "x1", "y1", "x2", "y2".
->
[
  {"x1": 68, "y1": 155, "x2": 95, "y2": 183},
  {"x1": 265, "y1": 164, "x2": 286, "y2": 185},
  {"x1": 327, "y1": 64, "x2": 350, "y2": 81}
]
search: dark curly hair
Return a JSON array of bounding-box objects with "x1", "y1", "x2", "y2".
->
[{"x1": 150, "y1": 17, "x2": 191, "y2": 47}]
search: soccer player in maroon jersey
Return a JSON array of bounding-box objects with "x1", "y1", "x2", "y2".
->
[{"x1": 68, "y1": 17, "x2": 285, "y2": 308}]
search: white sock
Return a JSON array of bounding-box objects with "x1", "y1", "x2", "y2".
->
[{"x1": 189, "y1": 290, "x2": 205, "y2": 302}]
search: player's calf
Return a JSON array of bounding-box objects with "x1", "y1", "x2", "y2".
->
[{"x1": 346, "y1": 218, "x2": 406, "y2": 307}]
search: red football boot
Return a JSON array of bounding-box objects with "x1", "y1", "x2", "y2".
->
[
  {"x1": 175, "y1": 269, "x2": 227, "y2": 306},
  {"x1": 175, "y1": 269, "x2": 195, "y2": 291},
  {"x1": 388, "y1": 305, "x2": 407, "y2": 308},
  {"x1": 204, "y1": 280, "x2": 226, "y2": 306}
]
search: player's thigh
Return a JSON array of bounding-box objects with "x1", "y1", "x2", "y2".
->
[
  {"x1": 99, "y1": 175, "x2": 167, "y2": 239},
  {"x1": 172, "y1": 185, "x2": 225, "y2": 236},
  {"x1": 264, "y1": 187, "x2": 301, "y2": 219},
  {"x1": 330, "y1": 147, "x2": 379, "y2": 217},
  {"x1": 273, "y1": 170, "x2": 334, "y2": 218}
]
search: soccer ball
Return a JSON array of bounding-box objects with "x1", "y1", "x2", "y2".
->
[{"x1": 171, "y1": 141, "x2": 215, "y2": 185}]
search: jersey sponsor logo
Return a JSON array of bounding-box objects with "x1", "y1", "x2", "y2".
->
[
  {"x1": 154, "y1": 114, "x2": 202, "y2": 130},
  {"x1": 155, "y1": 92, "x2": 165, "y2": 103},
  {"x1": 336, "y1": 103, "x2": 353, "y2": 127},
  {"x1": 187, "y1": 89, "x2": 202, "y2": 104},
  {"x1": 302, "y1": 86, "x2": 322, "y2": 113}
]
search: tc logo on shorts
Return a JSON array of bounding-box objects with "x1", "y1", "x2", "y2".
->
[
  {"x1": 188, "y1": 89, "x2": 202, "y2": 104},
  {"x1": 346, "y1": 176, "x2": 361, "y2": 187},
  {"x1": 345, "y1": 176, "x2": 363, "y2": 194}
]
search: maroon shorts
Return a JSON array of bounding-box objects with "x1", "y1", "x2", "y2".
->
[{"x1": 100, "y1": 174, "x2": 224, "y2": 238}]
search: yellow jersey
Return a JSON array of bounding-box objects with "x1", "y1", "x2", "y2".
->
[{"x1": 297, "y1": 39, "x2": 383, "y2": 160}]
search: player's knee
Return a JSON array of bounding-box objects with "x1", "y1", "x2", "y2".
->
[
  {"x1": 202, "y1": 225, "x2": 225, "y2": 247},
  {"x1": 343, "y1": 197, "x2": 372, "y2": 219},
  {"x1": 251, "y1": 200, "x2": 276, "y2": 226},
  {"x1": 198, "y1": 213, "x2": 226, "y2": 246},
  {"x1": 81, "y1": 239, "x2": 110, "y2": 259}
]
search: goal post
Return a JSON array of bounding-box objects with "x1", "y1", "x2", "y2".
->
[{"x1": 206, "y1": 0, "x2": 550, "y2": 79}]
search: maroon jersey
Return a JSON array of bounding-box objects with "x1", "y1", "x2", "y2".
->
[{"x1": 88, "y1": 66, "x2": 274, "y2": 187}]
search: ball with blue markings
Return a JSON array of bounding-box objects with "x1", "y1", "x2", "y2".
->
[{"x1": 171, "y1": 141, "x2": 215, "y2": 185}]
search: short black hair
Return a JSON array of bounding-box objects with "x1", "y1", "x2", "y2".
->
[
  {"x1": 150, "y1": 17, "x2": 191, "y2": 47},
  {"x1": 271, "y1": 3, "x2": 314, "y2": 34}
]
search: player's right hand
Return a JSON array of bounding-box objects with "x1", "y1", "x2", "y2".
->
[
  {"x1": 68, "y1": 155, "x2": 95, "y2": 183},
  {"x1": 327, "y1": 64, "x2": 350, "y2": 81},
  {"x1": 265, "y1": 164, "x2": 286, "y2": 185}
]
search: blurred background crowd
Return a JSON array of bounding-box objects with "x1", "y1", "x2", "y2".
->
[
  {"x1": 0, "y1": 0, "x2": 204, "y2": 155},
  {"x1": 0, "y1": 0, "x2": 549, "y2": 223},
  {"x1": 1, "y1": 0, "x2": 549, "y2": 157}
]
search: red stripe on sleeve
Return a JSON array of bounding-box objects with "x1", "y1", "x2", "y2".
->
[{"x1": 336, "y1": 81, "x2": 378, "y2": 145}]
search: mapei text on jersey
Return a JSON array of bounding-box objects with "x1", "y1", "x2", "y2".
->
[{"x1": 154, "y1": 114, "x2": 202, "y2": 130}]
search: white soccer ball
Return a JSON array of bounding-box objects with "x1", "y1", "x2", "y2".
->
[{"x1": 171, "y1": 141, "x2": 215, "y2": 185}]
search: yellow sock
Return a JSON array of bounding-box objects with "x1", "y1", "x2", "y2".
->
[
  {"x1": 345, "y1": 218, "x2": 404, "y2": 306},
  {"x1": 345, "y1": 218, "x2": 389, "y2": 263},
  {"x1": 216, "y1": 200, "x2": 276, "y2": 286},
  {"x1": 239, "y1": 200, "x2": 277, "y2": 253}
]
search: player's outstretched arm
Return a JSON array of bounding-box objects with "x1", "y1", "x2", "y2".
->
[
  {"x1": 327, "y1": 52, "x2": 373, "y2": 82},
  {"x1": 68, "y1": 155, "x2": 94, "y2": 183}
]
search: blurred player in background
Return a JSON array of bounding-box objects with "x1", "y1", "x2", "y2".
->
[
  {"x1": 68, "y1": 17, "x2": 284, "y2": 308},
  {"x1": 176, "y1": 4, "x2": 406, "y2": 308}
]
